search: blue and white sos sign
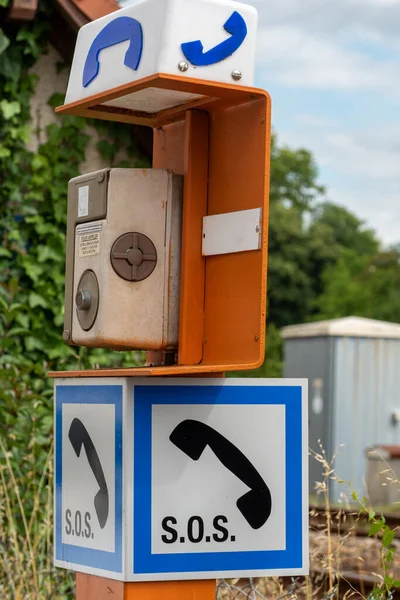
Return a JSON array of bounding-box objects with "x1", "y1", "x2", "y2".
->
[
  {"x1": 54, "y1": 381, "x2": 123, "y2": 578},
  {"x1": 54, "y1": 378, "x2": 308, "y2": 581},
  {"x1": 131, "y1": 378, "x2": 308, "y2": 581},
  {"x1": 64, "y1": 0, "x2": 258, "y2": 105}
]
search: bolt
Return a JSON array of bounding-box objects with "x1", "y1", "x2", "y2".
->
[
  {"x1": 63, "y1": 330, "x2": 71, "y2": 341},
  {"x1": 261, "y1": 117, "x2": 265, "y2": 124},
  {"x1": 255, "y1": 335, "x2": 260, "y2": 342},
  {"x1": 256, "y1": 225, "x2": 261, "y2": 233},
  {"x1": 178, "y1": 61, "x2": 189, "y2": 72},
  {"x1": 232, "y1": 70, "x2": 242, "y2": 81},
  {"x1": 97, "y1": 172, "x2": 105, "y2": 183}
]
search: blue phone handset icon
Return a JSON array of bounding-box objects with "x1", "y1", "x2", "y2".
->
[
  {"x1": 181, "y1": 11, "x2": 247, "y2": 67},
  {"x1": 83, "y1": 16, "x2": 143, "y2": 88}
]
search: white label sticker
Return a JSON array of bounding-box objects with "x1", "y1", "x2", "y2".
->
[
  {"x1": 78, "y1": 186, "x2": 89, "y2": 218},
  {"x1": 76, "y1": 223, "x2": 102, "y2": 235},
  {"x1": 79, "y1": 232, "x2": 100, "y2": 258}
]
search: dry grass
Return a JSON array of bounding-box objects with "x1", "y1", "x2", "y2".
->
[
  {"x1": 0, "y1": 439, "x2": 399, "y2": 599},
  {"x1": 0, "y1": 436, "x2": 74, "y2": 600}
]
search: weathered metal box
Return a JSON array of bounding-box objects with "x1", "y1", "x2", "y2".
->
[
  {"x1": 64, "y1": 168, "x2": 183, "y2": 351},
  {"x1": 282, "y1": 317, "x2": 400, "y2": 501}
]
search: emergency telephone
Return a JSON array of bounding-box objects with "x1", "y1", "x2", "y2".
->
[{"x1": 63, "y1": 168, "x2": 183, "y2": 351}]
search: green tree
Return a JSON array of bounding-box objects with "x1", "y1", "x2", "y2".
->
[
  {"x1": 316, "y1": 249, "x2": 400, "y2": 323},
  {"x1": 267, "y1": 137, "x2": 380, "y2": 329}
]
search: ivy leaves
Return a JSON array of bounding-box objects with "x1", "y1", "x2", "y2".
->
[{"x1": 0, "y1": 28, "x2": 9, "y2": 55}]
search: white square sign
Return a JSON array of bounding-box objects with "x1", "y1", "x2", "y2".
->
[
  {"x1": 54, "y1": 382, "x2": 123, "y2": 576},
  {"x1": 151, "y1": 404, "x2": 286, "y2": 555},
  {"x1": 61, "y1": 403, "x2": 115, "y2": 552},
  {"x1": 131, "y1": 379, "x2": 308, "y2": 581}
]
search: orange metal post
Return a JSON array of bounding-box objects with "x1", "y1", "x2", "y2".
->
[
  {"x1": 76, "y1": 573, "x2": 215, "y2": 600},
  {"x1": 153, "y1": 111, "x2": 209, "y2": 366}
]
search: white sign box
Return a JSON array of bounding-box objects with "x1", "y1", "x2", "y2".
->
[
  {"x1": 54, "y1": 378, "x2": 308, "y2": 581},
  {"x1": 65, "y1": 0, "x2": 258, "y2": 106}
]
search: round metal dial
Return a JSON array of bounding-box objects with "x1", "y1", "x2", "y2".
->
[
  {"x1": 76, "y1": 270, "x2": 99, "y2": 331},
  {"x1": 110, "y1": 232, "x2": 157, "y2": 282}
]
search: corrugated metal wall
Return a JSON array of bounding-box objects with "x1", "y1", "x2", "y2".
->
[
  {"x1": 284, "y1": 335, "x2": 400, "y2": 501},
  {"x1": 332, "y1": 337, "x2": 400, "y2": 500},
  {"x1": 284, "y1": 337, "x2": 336, "y2": 496}
]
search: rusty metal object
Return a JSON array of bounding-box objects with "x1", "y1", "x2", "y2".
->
[
  {"x1": 6, "y1": 0, "x2": 38, "y2": 21},
  {"x1": 70, "y1": 0, "x2": 119, "y2": 20},
  {"x1": 55, "y1": 0, "x2": 88, "y2": 30},
  {"x1": 54, "y1": 0, "x2": 117, "y2": 32}
]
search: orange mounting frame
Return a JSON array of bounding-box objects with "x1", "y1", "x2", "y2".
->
[{"x1": 51, "y1": 74, "x2": 271, "y2": 378}]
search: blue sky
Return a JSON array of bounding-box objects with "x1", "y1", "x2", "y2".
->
[{"x1": 246, "y1": 0, "x2": 400, "y2": 245}]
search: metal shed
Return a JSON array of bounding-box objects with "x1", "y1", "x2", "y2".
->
[{"x1": 282, "y1": 317, "x2": 400, "y2": 502}]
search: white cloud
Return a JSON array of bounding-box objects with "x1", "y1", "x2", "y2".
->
[
  {"x1": 258, "y1": 26, "x2": 397, "y2": 90},
  {"x1": 328, "y1": 187, "x2": 400, "y2": 245},
  {"x1": 276, "y1": 121, "x2": 400, "y2": 242},
  {"x1": 280, "y1": 122, "x2": 400, "y2": 180},
  {"x1": 324, "y1": 132, "x2": 400, "y2": 178},
  {"x1": 248, "y1": 0, "x2": 400, "y2": 42},
  {"x1": 295, "y1": 114, "x2": 336, "y2": 127}
]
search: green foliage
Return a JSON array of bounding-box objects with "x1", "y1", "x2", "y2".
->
[
  {"x1": 316, "y1": 249, "x2": 400, "y2": 322},
  {"x1": 0, "y1": 3, "x2": 146, "y2": 595},
  {"x1": 240, "y1": 133, "x2": 390, "y2": 377},
  {"x1": 354, "y1": 494, "x2": 400, "y2": 599},
  {"x1": 267, "y1": 138, "x2": 381, "y2": 330},
  {"x1": 269, "y1": 135, "x2": 324, "y2": 211}
]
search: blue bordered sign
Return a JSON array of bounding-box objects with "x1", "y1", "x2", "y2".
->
[
  {"x1": 132, "y1": 379, "x2": 308, "y2": 581},
  {"x1": 54, "y1": 382, "x2": 123, "y2": 577}
]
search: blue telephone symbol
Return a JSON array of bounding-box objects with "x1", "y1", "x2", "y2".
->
[
  {"x1": 181, "y1": 11, "x2": 247, "y2": 67},
  {"x1": 83, "y1": 16, "x2": 143, "y2": 88}
]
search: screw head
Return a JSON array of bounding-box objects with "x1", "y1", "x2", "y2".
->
[
  {"x1": 97, "y1": 172, "x2": 105, "y2": 183},
  {"x1": 232, "y1": 70, "x2": 243, "y2": 81},
  {"x1": 178, "y1": 61, "x2": 189, "y2": 72}
]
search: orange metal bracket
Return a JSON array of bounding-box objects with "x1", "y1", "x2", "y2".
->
[
  {"x1": 76, "y1": 574, "x2": 215, "y2": 600},
  {"x1": 51, "y1": 74, "x2": 271, "y2": 378}
]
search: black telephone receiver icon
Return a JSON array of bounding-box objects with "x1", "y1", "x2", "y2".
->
[
  {"x1": 170, "y1": 420, "x2": 272, "y2": 530},
  {"x1": 69, "y1": 418, "x2": 109, "y2": 529}
]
